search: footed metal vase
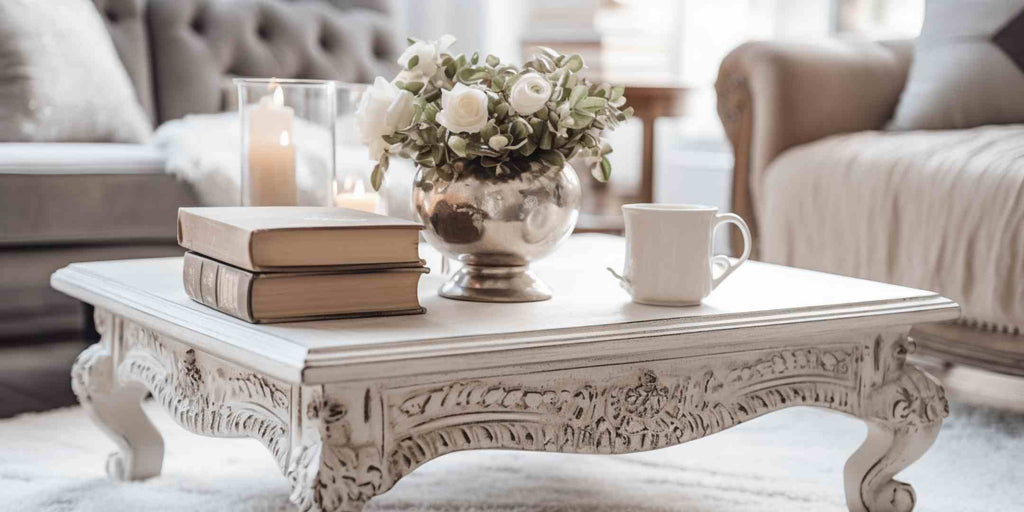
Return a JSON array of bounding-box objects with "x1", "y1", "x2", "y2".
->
[{"x1": 413, "y1": 162, "x2": 581, "y2": 302}]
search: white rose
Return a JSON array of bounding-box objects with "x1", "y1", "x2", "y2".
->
[
  {"x1": 385, "y1": 90, "x2": 415, "y2": 135},
  {"x1": 393, "y1": 69, "x2": 427, "y2": 87},
  {"x1": 437, "y1": 83, "x2": 489, "y2": 134},
  {"x1": 398, "y1": 42, "x2": 438, "y2": 77},
  {"x1": 509, "y1": 73, "x2": 552, "y2": 116},
  {"x1": 396, "y1": 34, "x2": 456, "y2": 79},
  {"x1": 355, "y1": 77, "x2": 414, "y2": 161}
]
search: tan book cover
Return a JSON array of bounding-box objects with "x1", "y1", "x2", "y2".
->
[
  {"x1": 182, "y1": 252, "x2": 427, "y2": 324},
  {"x1": 177, "y1": 207, "x2": 423, "y2": 272}
]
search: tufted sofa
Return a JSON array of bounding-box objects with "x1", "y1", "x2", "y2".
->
[
  {"x1": 0, "y1": 0, "x2": 400, "y2": 339},
  {"x1": 715, "y1": 40, "x2": 1024, "y2": 375}
]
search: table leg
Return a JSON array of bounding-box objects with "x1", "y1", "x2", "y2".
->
[
  {"x1": 287, "y1": 385, "x2": 388, "y2": 512},
  {"x1": 844, "y1": 339, "x2": 947, "y2": 512},
  {"x1": 71, "y1": 339, "x2": 164, "y2": 481},
  {"x1": 640, "y1": 114, "x2": 656, "y2": 203}
]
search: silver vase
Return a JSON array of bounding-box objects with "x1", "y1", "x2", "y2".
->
[{"x1": 413, "y1": 162, "x2": 581, "y2": 302}]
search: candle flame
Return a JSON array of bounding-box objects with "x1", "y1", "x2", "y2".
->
[
  {"x1": 271, "y1": 82, "x2": 284, "y2": 106},
  {"x1": 279, "y1": 131, "x2": 290, "y2": 146}
]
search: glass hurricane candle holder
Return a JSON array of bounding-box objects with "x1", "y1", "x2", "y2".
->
[
  {"x1": 236, "y1": 78, "x2": 335, "y2": 206},
  {"x1": 332, "y1": 82, "x2": 380, "y2": 213}
]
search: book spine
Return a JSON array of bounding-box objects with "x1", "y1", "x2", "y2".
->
[{"x1": 182, "y1": 253, "x2": 256, "y2": 322}]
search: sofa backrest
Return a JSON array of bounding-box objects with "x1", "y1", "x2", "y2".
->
[
  {"x1": 92, "y1": 0, "x2": 400, "y2": 126},
  {"x1": 93, "y1": 0, "x2": 158, "y2": 123}
]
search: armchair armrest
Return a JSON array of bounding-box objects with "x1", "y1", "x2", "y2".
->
[{"x1": 715, "y1": 39, "x2": 913, "y2": 254}]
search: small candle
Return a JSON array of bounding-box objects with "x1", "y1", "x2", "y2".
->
[
  {"x1": 334, "y1": 179, "x2": 380, "y2": 213},
  {"x1": 247, "y1": 85, "x2": 297, "y2": 206}
]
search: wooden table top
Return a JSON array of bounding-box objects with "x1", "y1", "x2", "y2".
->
[{"x1": 51, "y1": 235, "x2": 958, "y2": 384}]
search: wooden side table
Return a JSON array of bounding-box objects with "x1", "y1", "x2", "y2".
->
[{"x1": 576, "y1": 83, "x2": 689, "y2": 233}]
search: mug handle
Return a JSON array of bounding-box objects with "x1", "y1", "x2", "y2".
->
[{"x1": 710, "y1": 213, "x2": 751, "y2": 289}]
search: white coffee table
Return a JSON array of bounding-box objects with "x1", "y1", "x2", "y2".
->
[{"x1": 52, "y1": 234, "x2": 958, "y2": 512}]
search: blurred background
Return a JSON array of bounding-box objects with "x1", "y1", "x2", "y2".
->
[
  {"x1": 8, "y1": 0, "x2": 1024, "y2": 424},
  {"x1": 396, "y1": 0, "x2": 924, "y2": 235}
]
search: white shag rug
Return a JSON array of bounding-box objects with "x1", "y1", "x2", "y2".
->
[{"x1": 1, "y1": 401, "x2": 1021, "y2": 512}]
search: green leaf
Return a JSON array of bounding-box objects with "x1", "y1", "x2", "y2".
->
[
  {"x1": 535, "y1": 54, "x2": 556, "y2": 73},
  {"x1": 382, "y1": 133, "x2": 407, "y2": 145},
  {"x1": 595, "y1": 156, "x2": 612, "y2": 182},
  {"x1": 538, "y1": 149, "x2": 565, "y2": 168},
  {"x1": 406, "y1": 37, "x2": 419, "y2": 45},
  {"x1": 486, "y1": 54, "x2": 500, "y2": 67},
  {"x1": 535, "y1": 46, "x2": 561, "y2": 60},
  {"x1": 493, "y1": 101, "x2": 509, "y2": 118},
  {"x1": 610, "y1": 84, "x2": 626, "y2": 101},
  {"x1": 556, "y1": 69, "x2": 570, "y2": 88},
  {"x1": 480, "y1": 121, "x2": 498, "y2": 141},
  {"x1": 510, "y1": 119, "x2": 529, "y2": 140},
  {"x1": 488, "y1": 134, "x2": 509, "y2": 150},
  {"x1": 539, "y1": 131, "x2": 554, "y2": 150},
  {"x1": 435, "y1": 165, "x2": 453, "y2": 182},
  {"x1": 577, "y1": 96, "x2": 607, "y2": 112},
  {"x1": 401, "y1": 81, "x2": 425, "y2": 94},
  {"x1": 423, "y1": 103, "x2": 440, "y2": 122},
  {"x1": 570, "y1": 111, "x2": 594, "y2": 128},
  {"x1": 371, "y1": 165, "x2": 384, "y2": 190},
  {"x1": 518, "y1": 139, "x2": 538, "y2": 157},
  {"x1": 565, "y1": 54, "x2": 584, "y2": 72},
  {"x1": 568, "y1": 85, "x2": 588, "y2": 107},
  {"x1": 447, "y1": 135, "x2": 468, "y2": 157},
  {"x1": 471, "y1": 51, "x2": 479, "y2": 64},
  {"x1": 406, "y1": 55, "x2": 419, "y2": 70},
  {"x1": 457, "y1": 66, "x2": 489, "y2": 83},
  {"x1": 465, "y1": 142, "x2": 501, "y2": 157}
]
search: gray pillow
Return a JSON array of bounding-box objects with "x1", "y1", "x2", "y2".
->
[
  {"x1": 0, "y1": 0, "x2": 151, "y2": 142},
  {"x1": 890, "y1": 0, "x2": 1024, "y2": 130}
]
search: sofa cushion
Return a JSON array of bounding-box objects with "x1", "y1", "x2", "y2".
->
[
  {"x1": 0, "y1": 143, "x2": 198, "y2": 245},
  {"x1": 0, "y1": 0, "x2": 152, "y2": 143},
  {"x1": 760, "y1": 125, "x2": 1024, "y2": 333},
  {"x1": 891, "y1": 0, "x2": 1024, "y2": 130}
]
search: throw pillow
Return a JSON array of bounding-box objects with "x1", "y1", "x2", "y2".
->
[
  {"x1": 0, "y1": 0, "x2": 151, "y2": 142},
  {"x1": 890, "y1": 0, "x2": 1024, "y2": 130}
]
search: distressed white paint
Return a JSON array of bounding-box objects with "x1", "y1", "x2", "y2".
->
[{"x1": 56, "y1": 235, "x2": 958, "y2": 512}]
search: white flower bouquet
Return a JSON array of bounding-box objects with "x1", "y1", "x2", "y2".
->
[{"x1": 355, "y1": 35, "x2": 632, "y2": 190}]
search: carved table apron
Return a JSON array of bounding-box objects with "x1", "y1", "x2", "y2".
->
[
  {"x1": 54, "y1": 237, "x2": 959, "y2": 512},
  {"x1": 72, "y1": 310, "x2": 947, "y2": 512}
]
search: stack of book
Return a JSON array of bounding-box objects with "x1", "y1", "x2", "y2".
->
[{"x1": 176, "y1": 207, "x2": 426, "y2": 323}]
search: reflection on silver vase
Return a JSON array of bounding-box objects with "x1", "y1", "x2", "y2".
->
[{"x1": 413, "y1": 163, "x2": 581, "y2": 302}]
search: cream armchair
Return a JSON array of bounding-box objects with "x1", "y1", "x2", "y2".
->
[{"x1": 715, "y1": 39, "x2": 1024, "y2": 375}]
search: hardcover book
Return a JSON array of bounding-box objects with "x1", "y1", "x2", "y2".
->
[
  {"x1": 177, "y1": 207, "x2": 423, "y2": 272},
  {"x1": 182, "y1": 252, "x2": 427, "y2": 323}
]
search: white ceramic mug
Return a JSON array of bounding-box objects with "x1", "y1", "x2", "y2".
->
[{"x1": 610, "y1": 204, "x2": 751, "y2": 306}]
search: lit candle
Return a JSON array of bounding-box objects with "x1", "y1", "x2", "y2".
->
[
  {"x1": 334, "y1": 178, "x2": 380, "y2": 213},
  {"x1": 247, "y1": 85, "x2": 297, "y2": 206}
]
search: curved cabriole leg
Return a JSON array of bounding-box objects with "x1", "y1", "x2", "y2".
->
[
  {"x1": 71, "y1": 342, "x2": 165, "y2": 481},
  {"x1": 845, "y1": 339, "x2": 948, "y2": 512},
  {"x1": 287, "y1": 387, "x2": 388, "y2": 512},
  {"x1": 845, "y1": 422, "x2": 941, "y2": 512}
]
